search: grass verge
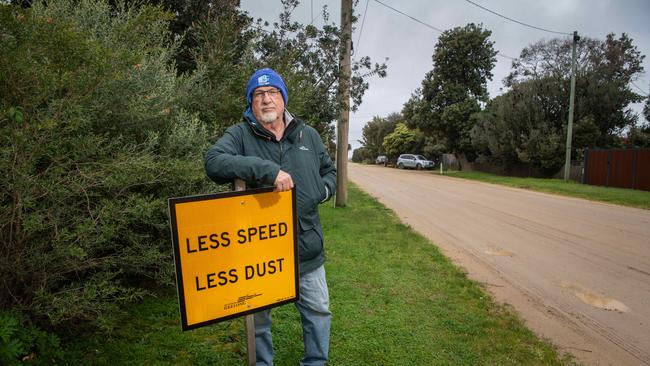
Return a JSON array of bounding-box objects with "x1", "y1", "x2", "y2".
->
[
  {"x1": 62, "y1": 184, "x2": 576, "y2": 365},
  {"x1": 437, "y1": 170, "x2": 650, "y2": 210}
]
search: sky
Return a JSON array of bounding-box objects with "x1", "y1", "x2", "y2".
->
[{"x1": 239, "y1": 0, "x2": 650, "y2": 153}]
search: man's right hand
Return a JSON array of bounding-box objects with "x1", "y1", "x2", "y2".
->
[{"x1": 274, "y1": 170, "x2": 294, "y2": 192}]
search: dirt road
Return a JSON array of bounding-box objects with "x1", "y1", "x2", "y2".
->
[{"x1": 348, "y1": 163, "x2": 650, "y2": 365}]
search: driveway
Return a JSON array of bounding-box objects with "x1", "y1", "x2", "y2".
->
[{"x1": 349, "y1": 163, "x2": 650, "y2": 365}]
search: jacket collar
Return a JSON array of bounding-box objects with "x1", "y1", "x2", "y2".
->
[{"x1": 244, "y1": 106, "x2": 302, "y2": 142}]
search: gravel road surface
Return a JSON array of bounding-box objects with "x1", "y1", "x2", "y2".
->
[{"x1": 349, "y1": 163, "x2": 650, "y2": 365}]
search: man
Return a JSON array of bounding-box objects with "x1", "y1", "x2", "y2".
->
[{"x1": 204, "y1": 68, "x2": 336, "y2": 366}]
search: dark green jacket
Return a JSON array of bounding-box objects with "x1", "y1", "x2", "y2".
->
[{"x1": 204, "y1": 110, "x2": 336, "y2": 274}]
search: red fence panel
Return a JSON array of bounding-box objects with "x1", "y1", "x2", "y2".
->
[
  {"x1": 584, "y1": 150, "x2": 609, "y2": 187},
  {"x1": 609, "y1": 150, "x2": 635, "y2": 189},
  {"x1": 636, "y1": 150, "x2": 650, "y2": 191},
  {"x1": 584, "y1": 148, "x2": 650, "y2": 192}
]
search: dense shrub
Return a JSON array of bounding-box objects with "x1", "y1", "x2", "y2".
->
[
  {"x1": 1, "y1": 2, "x2": 384, "y2": 361},
  {"x1": 351, "y1": 146, "x2": 373, "y2": 163},
  {"x1": 0, "y1": 312, "x2": 63, "y2": 365},
  {"x1": 0, "y1": 0, "x2": 216, "y2": 339}
]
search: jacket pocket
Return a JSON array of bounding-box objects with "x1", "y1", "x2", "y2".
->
[
  {"x1": 298, "y1": 218, "x2": 323, "y2": 262},
  {"x1": 294, "y1": 173, "x2": 324, "y2": 212}
]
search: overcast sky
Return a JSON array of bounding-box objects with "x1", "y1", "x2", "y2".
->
[{"x1": 240, "y1": 0, "x2": 650, "y2": 152}]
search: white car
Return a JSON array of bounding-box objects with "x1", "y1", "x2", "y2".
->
[
  {"x1": 375, "y1": 155, "x2": 388, "y2": 166},
  {"x1": 396, "y1": 154, "x2": 434, "y2": 170}
]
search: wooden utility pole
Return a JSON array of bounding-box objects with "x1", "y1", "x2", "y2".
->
[
  {"x1": 564, "y1": 31, "x2": 579, "y2": 181},
  {"x1": 336, "y1": 0, "x2": 352, "y2": 207}
]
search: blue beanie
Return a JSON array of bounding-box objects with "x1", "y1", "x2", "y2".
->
[{"x1": 246, "y1": 68, "x2": 288, "y2": 105}]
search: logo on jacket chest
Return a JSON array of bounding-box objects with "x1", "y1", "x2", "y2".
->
[{"x1": 298, "y1": 146, "x2": 310, "y2": 151}]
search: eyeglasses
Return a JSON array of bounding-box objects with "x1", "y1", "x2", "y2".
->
[{"x1": 253, "y1": 88, "x2": 281, "y2": 100}]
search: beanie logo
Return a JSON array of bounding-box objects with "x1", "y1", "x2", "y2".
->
[{"x1": 258, "y1": 75, "x2": 270, "y2": 85}]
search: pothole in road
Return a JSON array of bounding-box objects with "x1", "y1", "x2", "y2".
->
[
  {"x1": 484, "y1": 247, "x2": 514, "y2": 257},
  {"x1": 575, "y1": 291, "x2": 629, "y2": 312},
  {"x1": 560, "y1": 282, "x2": 630, "y2": 313}
]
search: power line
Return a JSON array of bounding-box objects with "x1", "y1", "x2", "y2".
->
[
  {"x1": 631, "y1": 80, "x2": 649, "y2": 97},
  {"x1": 372, "y1": 0, "x2": 515, "y2": 61},
  {"x1": 497, "y1": 52, "x2": 516, "y2": 61},
  {"x1": 355, "y1": 0, "x2": 371, "y2": 54},
  {"x1": 464, "y1": 0, "x2": 572, "y2": 36},
  {"x1": 373, "y1": 0, "x2": 445, "y2": 33},
  {"x1": 308, "y1": 2, "x2": 322, "y2": 26}
]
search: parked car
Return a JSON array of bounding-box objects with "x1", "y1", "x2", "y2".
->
[
  {"x1": 375, "y1": 155, "x2": 388, "y2": 166},
  {"x1": 396, "y1": 154, "x2": 434, "y2": 170}
]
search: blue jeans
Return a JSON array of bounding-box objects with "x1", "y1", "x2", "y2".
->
[{"x1": 254, "y1": 265, "x2": 331, "y2": 366}]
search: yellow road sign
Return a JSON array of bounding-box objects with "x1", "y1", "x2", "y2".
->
[{"x1": 168, "y1": 187, "x2": 298, "y2": 330}]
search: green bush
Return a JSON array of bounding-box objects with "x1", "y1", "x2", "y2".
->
[
  {"x1": 0, "y1": 0, "x2": 216, "y2": 334},
  {"x1": 0, "y1": 312, "x2": 63, "y2": 365},
  {"x1": 1, "y1": 0, "x2": 384, "y2": 344}
]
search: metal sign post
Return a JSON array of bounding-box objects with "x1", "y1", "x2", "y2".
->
[{"x1": 235, "y1": 179, "x2": 256, "y2": 366}]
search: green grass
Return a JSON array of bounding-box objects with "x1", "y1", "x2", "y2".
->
[
  {"x1": 437, "y1": 170, "x2": 650, "y2": 210},
  {"x1": 62, "y1": 184, "x2": 576, "y2": 365}
]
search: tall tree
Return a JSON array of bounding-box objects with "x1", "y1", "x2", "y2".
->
[
  {"x1": 179, "y1": 0, "x2": 387, "y2": 145},
  {"x1": 626, "y1": 86, "x2": 650, "y2": 147},
  {"x1": 177, "y1": 1, "x2": 256, "y2": 133},
  {"x1": 472, "y1": 33, "x2": 646, "y2": 174},
  {"x1": 249, "y1": 0, "x2": 387, "y2": 147},
  {"x1": 470, "y1": 84, "x2": 566, "y2": 174},
  {"x1": 382, "y1": 123, "x2": 423, "y2": 158},
  {"x1": 403, "y1": 23, "x2": 496, "y2": 164},
  {"x1": 358, "y1": 113, "x2": 401, "y2": 158},
  {"x1": 505, "y1": 33, "x2": 645, "y2": 147},
  {"x1": 159, "y1": 0, "x2": 245, "y2": 74}
]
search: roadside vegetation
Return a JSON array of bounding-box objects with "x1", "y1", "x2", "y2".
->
[
  {"x1": 0, "y1": 0, "x2": 386, "y2": 362},
  {"x1": 1, "y1": 0, "x2": 643, "y2": 363},
  {"x1": 352, "y1": 21, "x2": 650, "y2": 176},
  {"x1": 61, "y1": 185, "x2": 576, "y2": 365},
  {"x1": 437, "y1": 170, "x2": 650, "y2": 210}
]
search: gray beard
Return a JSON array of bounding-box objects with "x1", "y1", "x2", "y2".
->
[{"x1": 260, "y1": 111, "x2": 278, "y2": 124}]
